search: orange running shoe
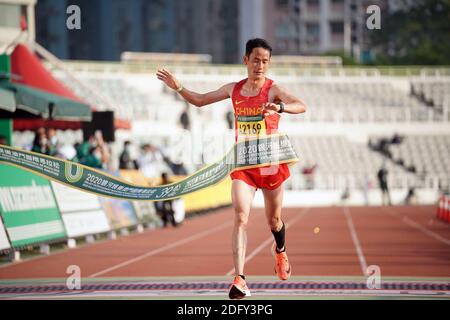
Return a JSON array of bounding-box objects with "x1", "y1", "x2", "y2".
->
[
  {"x1": 272, "y1": 243, "x2": 291, "y2": 280},
  {"x1": 228, "y1": 275, "x2": 251, "y2": 299}
]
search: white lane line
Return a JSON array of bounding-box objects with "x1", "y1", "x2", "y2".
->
[
  {"x1": 343, "y1": 207, "x2": 368, "y2": 276},
  {"x1": 89, "y1": 221, "x2": 233, "y2": 278},
  {"x1": 402, "y1": 217, "x2": 450, "y2": 245},
  {"x1": 225, "y1": 207, "x2": 311, "y2": 276},
  {"x1": 384, "y1": 207, "x2": 450, "y2": 246}
]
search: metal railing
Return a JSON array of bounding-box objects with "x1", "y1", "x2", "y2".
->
[
  {"x1": 45, "y1": 60, "x2": 450, "y2": 78},
  {"x1": 298, "y1": 106, "x2": 449, "y2": 123},
  {"x1": 286, "y1": 172, "x2": 446, "y2": 191},
  {"x1": 33, "y1": 41, "x2": 119, "y2": 113}
]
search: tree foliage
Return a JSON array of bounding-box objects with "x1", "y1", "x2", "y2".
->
[{"x1": 369, "y1": 0, "x2": 450, "y2": 65}]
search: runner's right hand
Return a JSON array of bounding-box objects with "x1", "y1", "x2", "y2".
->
[{"x1": 156, "y1": 68, "x2": 181, "y2": 91}]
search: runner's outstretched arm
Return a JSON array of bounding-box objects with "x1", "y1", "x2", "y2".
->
[
  {"x1": 262, "y1": 84, "x2": 307, "y2": 116},
  {"x1": 156, "y1": 68, "x2": 234, "y2": 107}
]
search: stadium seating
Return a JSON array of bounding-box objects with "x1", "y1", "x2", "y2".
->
[
  {"x1": 288, "y1": 135, "x2": 420, "y2": 190},
  {"x1": 387, "y1": 135, "x2": 450, "y2": 191},
  {"x1": 175, "y1": 78, "x2": 435, "y2": 122},
  {"x1": 11, "y1": 63, "x2": 447, "y2": 192},
  {"x1": 411, "y1": 79, "x2": 450, "y2": 114}
]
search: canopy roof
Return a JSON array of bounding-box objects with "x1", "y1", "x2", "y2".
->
[
  {"x1": 3, "y1": 44, "x2": 130, "y2": 130},
  {"x1": 0, "y1": 80, "x2": 91, "y2": 121}
]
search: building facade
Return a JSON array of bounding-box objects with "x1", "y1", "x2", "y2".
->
[{"x1": 33, "y1": 0, "x2": 393, "y2": 63}]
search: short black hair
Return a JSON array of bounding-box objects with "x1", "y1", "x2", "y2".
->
[{"x1": 245, "y1": 38, "x2": 272, "y2": 57}]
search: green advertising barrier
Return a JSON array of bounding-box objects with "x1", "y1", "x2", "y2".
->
[
  {"x1": 0, "y1": 164, "x2": 67, "y2": 248},
  {"x1": 0, "y1": 134, "x2": 299, "y2": 201},
  {"x1": 0, "y1": 216, "x2": 11, "y2": 252}
]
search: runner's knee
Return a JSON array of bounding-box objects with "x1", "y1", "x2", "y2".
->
[
  {"x1": 268, "y1": 216, "x2": 282, "y2": 231},
  {"x1": 234, "y1": 213, "x2": 249, "y2": 229}
]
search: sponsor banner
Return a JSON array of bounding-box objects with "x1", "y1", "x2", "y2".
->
[
  {"x1": 99, "y1": 197, "x2": 139, "y2": 230},
  {"x1": 0, "y1": 164, "x2": 66, "y2": 247},
  {"x1": 0, "y1": 217, "x2": 11, "y2": 251},
  {"x1": 51, "y1": 181, "x2": 103, "y2": 212},
  {"x1": 61, "y1": 210, "x2": 110, "y2": 238},
  {"x1": 119, "y1": 170, "x2": 160, "y2": 223},
  {"x1": 50, "y1": 181, "x2": 111, "y2": 237},
  {"x1": 0, "y1": 134, "x2": 298, "y2": 201},
  {"x1": 131, "y1": 201, "x2": 159, "y2": 223}
]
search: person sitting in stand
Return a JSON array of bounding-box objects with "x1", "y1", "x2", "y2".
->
[{"x1": 154, "y1": 172, "x2": 178, "y2": 228}]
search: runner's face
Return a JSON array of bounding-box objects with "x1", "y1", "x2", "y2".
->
[{"x1": 244, "y1": 47, "x2": 271, "y2": 80}]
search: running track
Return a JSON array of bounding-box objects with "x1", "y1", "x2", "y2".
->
[{"x1": 0, "y1": 205, "x2": 449, "y2": 299}]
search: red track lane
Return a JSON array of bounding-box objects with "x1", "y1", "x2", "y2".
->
[
  {"x1": 350, "y1": 206, "x2": 450, "y2": 277},
  {"x1": 245, "y1": 207, "x2": 363, "y2": 276},
  {"x1": 0, "y1": 207, "x2": 235, "y2": 279},
  {"x1": 93, "y1": 208, "x2": 303, "y2": 277},
  {"x1": 0, "y1": 205, "x2": 449, "y2": 280},
  {"x1": 390, "y1": 205, "x2": 450, "y2": 240}
]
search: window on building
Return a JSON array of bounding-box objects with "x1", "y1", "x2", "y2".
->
[
  {"x1": 307, "y1": 0, "x2": 320, "y2": 12},
  {"x1": 331, "y1": 0, "x2": 345, "y2": 10},
  {"x1": 307, "y1": 23, "x2": 320, "y2": 33},
  {"x1": 275, "y1": 22, "x2": 291, "y2": 38},
  {"x1": 306, "y1": 23, "x2": 320, "y2": 44},
  {"x1": 330, "y1": 21, "x2": 344, "y2": 34},
  {"x1": 276, "y1": 0, "x2": 289, "y2": 8}
]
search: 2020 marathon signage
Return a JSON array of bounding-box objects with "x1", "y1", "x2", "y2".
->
[{"x1": 0, "y1": 134, "x2": 299, "y2": 201}]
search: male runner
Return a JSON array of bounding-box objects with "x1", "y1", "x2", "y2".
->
[{"x1": 157, "y1": 38, "x2": 307, "y2": 299}]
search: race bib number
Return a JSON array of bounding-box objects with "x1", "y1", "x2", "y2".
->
[{"x1": 237, "y1": 115, "x2": 266, "y2": 140}]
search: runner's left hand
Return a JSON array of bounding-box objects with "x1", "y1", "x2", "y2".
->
[{"x1": 261, "y1": 102, "x2": 280, "y2": 117}]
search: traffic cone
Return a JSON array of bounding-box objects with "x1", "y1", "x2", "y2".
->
[
  {"x1": 437, "y1": 195, "x2": 444, "y2": 220},
  {"x1": 442, "y1": 196, "x2": 449, "y2": 222},
  {"x1": 446, "y1": 197, "x2": 450, "y2": 223}
]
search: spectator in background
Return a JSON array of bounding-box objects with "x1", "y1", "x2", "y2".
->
[
  {"x1": 163, "y1": 156, "x2": 188, "y2": 175},
  {"x1": 391, "y1": 133, "x2": 403, "y2": 144},
  {"x1": 179, "y1": 103, "x2": 191, "y2": 130},
  {"x1": 138, "y1": 143, "x2": 163, "y2": 179},
  {"x1": 225, "y1": 110, "x2": 234, "y2": 130},
  {"x1": 32, "y1": 127, "x2": 50, "y2": 154},
  {"x1": 341, "y1": 184, "x2": 350, "y2": 204},
  {"x1": 82, "y1": 145, "x2": 104, "y2": 169},
  {"x1": 377, "y1": 138, "x2": 392, "y2": 158},
  {"x1": 75, "y1": 138, "x2": 91, "y2": 163},
  {"x1": 404, "y1": 186, "x2": 417, "y2": 205},
  {"x1": 302, "y1": 163, "x2": 317, "y2": 190},
  {"x1": 154, "y1": 172, "x2": 178, "y2": 228},
  {"x1": 76, "y1": 130, "x2": 110, "y2": 169},
  {"x1": 160, "y1": 148, "x2": 187, "y2": 176},
  {"x1": 377, "y1": 164, "x2": 392, "y2": 205},
  {"x1": 46, "y1": 128, "x2": 59, "y2": 156},
  {"x1": 93, "y1": 130, "x2": 110, "y2": 168},
  {"x1": 119, "y1": 141, "x2": 138, "y2": 169}
]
